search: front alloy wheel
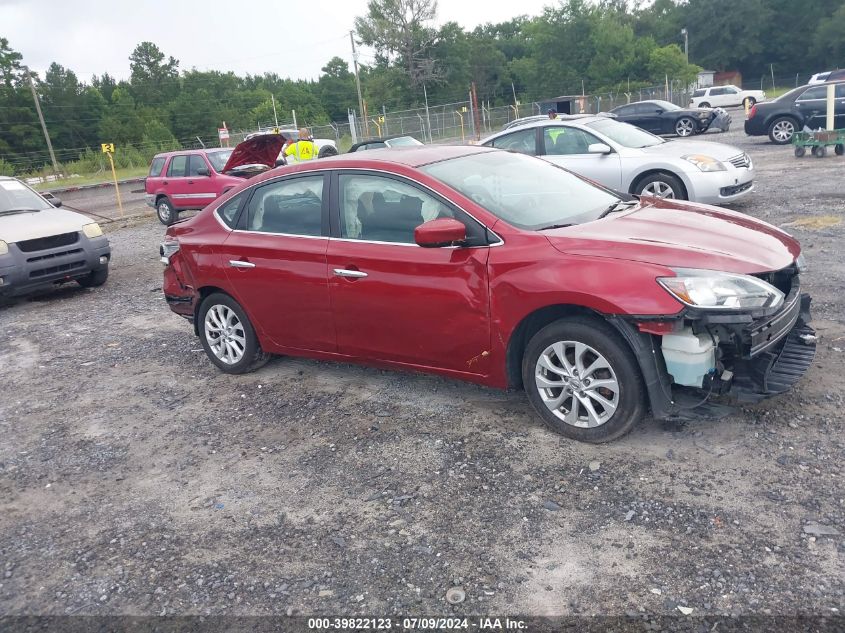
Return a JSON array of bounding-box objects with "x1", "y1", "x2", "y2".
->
[
  {"x1": 675, "y1": 117, "x2": 696, "y2": 137},
  {"x1": 535, "y1": 341, "x2": 620, "y2": 428},
  {"x1": 522, "y1": 318, "x2": 646, "y2": 443}
]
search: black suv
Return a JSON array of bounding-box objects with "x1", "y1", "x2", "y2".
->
[{"x1": 745, "y1": 81, "x2": 845, "y2": 144}]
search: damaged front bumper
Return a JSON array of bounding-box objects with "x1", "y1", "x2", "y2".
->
[{"x1": 609, "y1": 280, "x2": 815, "y2": 419}]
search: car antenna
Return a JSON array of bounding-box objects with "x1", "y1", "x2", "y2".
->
[{"x1": 195, "y1": 136, "x2": 205, "y2": 148}]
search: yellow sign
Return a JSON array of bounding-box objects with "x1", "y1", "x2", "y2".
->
[
  {"x1": 461, "y1": 106, "x2": 468, "y2": 113},
  {"x1": 378, "y1": 116, "x2": 385, "y2": 123},
  {"x1": 101, "y1": 143, "x2": 115, "y2": 154}
]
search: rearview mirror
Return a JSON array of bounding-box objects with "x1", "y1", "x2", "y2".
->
[
  {"x1": 196, "y1": 167, "x2": 210, "y2": 176},
  {"x1": 42, "y1": 191, "x2": 62, "y2": 207},
  {"x1": 587, "y1": 143, "x2": 612, "y2": 155},
  {"x1": 414, "y1": 218, "x2": 466, "y2": 247}
]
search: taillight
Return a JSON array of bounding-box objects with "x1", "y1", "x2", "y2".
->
[
  {"x1": 748, "y1": 104, "x2": 757, "y2": 119},
  {"x1": 159, "y1": 237, "x2": 180, "y2": 264}
]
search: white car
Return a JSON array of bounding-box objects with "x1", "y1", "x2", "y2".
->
[
  {"x1": 0, "y1": 177, "x2": 111, "y2": 296},
  {"x1": 480, "y1": 116, "x2": 754, "y2": 205},
  {"x1": 690, "y1": 85, "x2": 765, "y2": 109}
]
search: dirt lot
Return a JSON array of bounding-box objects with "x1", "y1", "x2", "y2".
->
[{"x1": 1, "y1": 126, "x2": 844, "y2": 629}]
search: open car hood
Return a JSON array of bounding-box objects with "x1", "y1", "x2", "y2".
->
[{"x1": 221, "y1": 134, "x2": 286, "y2": 173}]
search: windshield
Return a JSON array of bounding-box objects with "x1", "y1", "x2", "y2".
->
[
  {"x1": 0, "y1": 179, "x2": 51, "y2": 213},
  {"x1": 585, "y1": 118, "x2": 664, "y2": 148},
  {"x1": 652, "y1": 100, "x2": 681, "y2": 111},
  {"x1": 207, "y1": 150, "x2": 233, "y2": 172},
  {"x1": 387, "y1": 136, "x2": 423, "y2": 147},
  {"x1": 421, "y1": 151, "x2": 620, "y2": 230}
]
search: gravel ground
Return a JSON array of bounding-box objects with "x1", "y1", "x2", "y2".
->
[{"x1": 1, "y1": 127, "x2": 844, "y2": 630}]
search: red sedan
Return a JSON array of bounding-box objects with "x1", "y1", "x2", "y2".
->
[{"x1": 161, "y1": 146, "x2": 814, "y2": 443}]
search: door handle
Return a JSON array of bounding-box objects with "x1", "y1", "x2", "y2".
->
[
  {"x1": 188, "y1": 180, "x2": 194, "y2": 184},
  {"x1": 229, "y1": 260, "x2": 256, "y2": 269},
  {"x1": 333, "y1": 268, "x2": 368, "y2": 278},
  {"x1": 163, "y1": 180, "x2": 169, "y2": 185}
]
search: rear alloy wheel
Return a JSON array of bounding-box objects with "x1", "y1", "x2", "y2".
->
[
  {"x1": 198, "y1": 293, "x2": 270, "y2": 374},
  {"x1": 769, "y1": 117, "x2": 797, "y2": 144},
  {"x1": 634, "y1": 172, "x2": 686, "y2": 200},
  {"x1": 522, "y1": 318, "x2": 646, "y2": 443},
  {"x1": 156, "y1": 198, "x2": 177, "y2": 225},
  {"x1": 675, "y1": 117, "x2": 696, "y2": 137}
]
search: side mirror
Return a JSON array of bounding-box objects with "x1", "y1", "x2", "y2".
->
[
  {"x1": 414, "y1": 218, "x2": 466, "y2": 248},
  {"x1": 42, "y1": 191, "x2": 62, "y2": 207},
  {"x1": 587, "y1": 143, "x2": 612, "y2": 155},
  {"x1": 655, "y1": 108, "x2": 663, "y2": 113},
  {"x1": 196, "y1": 167, "x2": 210, "y2": 176}
]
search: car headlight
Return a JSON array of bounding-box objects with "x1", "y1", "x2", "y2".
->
[
  {"x1": 657, "y1": 268, "x2": 785, "y2": 310},
  {"x1": 82, "y1": 223, "x2": 103, "y2": 238},
  {"x1": 682, "y1": 154, "x2": 727, "y2": 172},
  {"x1": 796, "y1": 253, "x2": 808, "y2": 273},
  {"x1": 0, "y1": 240, "x2": 8, "y2": 255}
]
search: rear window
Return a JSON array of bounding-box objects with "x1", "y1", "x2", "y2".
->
[
  {"x1": 167, "y1": 155, "x2": 188, "y2": 177},
  {"x1": 149, "y1": 157, "x2": 166, "y2": 177}
]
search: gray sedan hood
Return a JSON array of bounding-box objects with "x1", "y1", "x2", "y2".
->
[{"x1": 639, "y1": 140, "x2": 743, "y2": 161}]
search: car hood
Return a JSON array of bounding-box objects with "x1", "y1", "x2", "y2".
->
[
  {"x1": 222, "y1": 134, "x2": 286, "y2": 173},
  {"x1": 639, "y1": 139, "x2": 743, "y2": 160},
  {"x1": 1, "y1": 207, "x2": 93, "y2": 243},
  {"x1": 544, "y1": 199, "x2": 799, "y2": 274}
]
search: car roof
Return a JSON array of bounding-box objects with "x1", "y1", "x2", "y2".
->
[
  {"x1": 153, "y1": 147, "x2": 232, "y2": 158},
  {"x1": 493, "y1": 115, "x2": 608, "y2": 135},
  {"x1": 349, "y1": 135, "x2": 418, "y2": 150},
  {"x1": 322, "y1": 144, "x2": 492, "y2": 167}
]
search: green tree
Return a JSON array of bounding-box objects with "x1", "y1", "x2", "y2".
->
[
  {"x1": 355, "y1": 0, "x2": 438, "y2": 89},
  {"x1": 317, "y1": 57, "x2": 358, "y2": 120},
  {"x1": 129, "y1": 41, "x2": 179, "y2": 106},
  {"x1": 647, "y1": 44, "x2": 700, "y2": 85},
  {"x1": 812, "y1": 3, "x2": 845, "y2": 65}
]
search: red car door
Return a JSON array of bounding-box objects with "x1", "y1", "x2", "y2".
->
[
  {"x1": 326, "y1": 171, "x2": 492, "y2": 376},
  {"x1": 163, "y1": 154, "x2": 193, "y2": 209},
  {"x1": 219, "y1": 173, "x2": 336, "y2": 352}
]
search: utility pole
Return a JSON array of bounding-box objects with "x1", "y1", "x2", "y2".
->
[
  {"x1": 350, "y1": 31, "x2": 368, "y2": 137},
  {"x1": 681, "y1": 28, "x2": 689, "y2": 63},
  {"x1": 423, "y1": 84, "x2": 433, "y2": 143},
  {"x1": 271, "y1": 94, "x2": 279, "y2": 127},
  {"x1": 24, "y1": 66, "x2": 59, "y2": 175}
]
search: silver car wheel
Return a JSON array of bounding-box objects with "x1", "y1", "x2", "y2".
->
[
  {"x1": 641, "y1": 181, "x2": 676, "y2": 198},
  {"x1": 675, "y1": 118, "x2": 695, "y2": 137},
  {"x1": 534, "y1": 340, "x2": 620, "y2": 428},
  {"x1": 204, "y1": 304, "x2": 246, "y2": 365},
  {"x1": 772, "y1": 120, "x2": 795, "y2": 142}
]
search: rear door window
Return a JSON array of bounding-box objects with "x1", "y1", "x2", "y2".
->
[
  {"x1": 246, "y1": 175, "x2": 325, "y2": 236},
  {"x1": 167, "y1": 155, "x2": 188, "y2": 177},
  {"x1": 798, "y1": 86, "x2": 829, "y2": 101},
  {"x1": 490, "y1": 128, "x2": 537, "y2": 155},
  {"x1": 149, "y1": 157, "x2": 166, "y2": 177}
]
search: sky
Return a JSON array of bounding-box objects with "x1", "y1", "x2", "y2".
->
[{"x1": 1, "y1": 0, "x2": 554, "y2": 82}]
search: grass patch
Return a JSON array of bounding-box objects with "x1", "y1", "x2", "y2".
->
[{"x1": 32, "y1": 167, "x2": 149, "y2": 191}]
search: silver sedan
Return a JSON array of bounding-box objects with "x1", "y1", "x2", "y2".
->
[{"x1": 480, "y1": 116, "x2": 754, "y2": 204}]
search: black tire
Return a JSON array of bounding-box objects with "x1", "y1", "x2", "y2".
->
[
  {"x1": 197, "y1": 293, "x2": 270, "y2": 374},
  {"x1": 813, "y1": 145, "x2": 826, "y2": 158},
  {"x1": 156, "y1": 197, "x2": 178, "y2": 225},
  {"x1": 674, "y1": 116, "x2": 696, "y2": 137},
  {"x1": 794, "y1": 146, "x2": 806, "y2": 158},
  {"x1": 77, "y1": 267, "x2": 108, "y2": 288},
  {"x1": 699, "y1": 102, "x2": 711, "y2": 108},
  {"x1": 835, "y1": 144, "x2": 844, "y2": 156},
  {"x1": 768, "y1": 116, "x2": 798, "y2": 144},
  {"x1": 522, "y1": 317, "x2": 646, "y2": 443},
  {"x1": 318, "y1": 146, "x2": 338, "y2": 158},
  {"x1": 633, "y1": 171, "x2": 687, "y2": 200}
]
